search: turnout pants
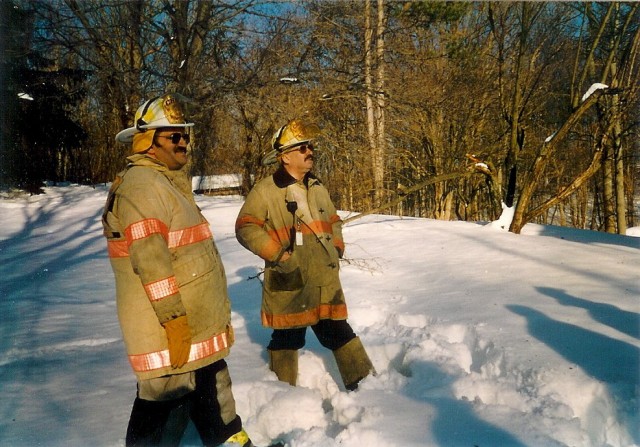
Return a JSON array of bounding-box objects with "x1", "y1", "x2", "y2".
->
[
  {"x1": 125, "y1": 360, "x2": 243, "y2": 446},
  {"x1": 267, "y1": 319, "x2": 356, "y2": 351}
]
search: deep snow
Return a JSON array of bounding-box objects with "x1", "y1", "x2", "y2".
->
[{"x1": 0, "y1": 185, "x2": 638, "y2": 447}]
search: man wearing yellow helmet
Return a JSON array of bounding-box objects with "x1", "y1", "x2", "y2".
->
[
  {"x1": 102, "y1": 94, "x2": 253, "y2": 446},
  {"x1": 235, "y1": 119, "x2": 375, "y2": 391}
]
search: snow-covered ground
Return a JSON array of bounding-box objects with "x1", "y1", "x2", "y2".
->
[{"x1": 0, "y1": 185, "x2": 638, "y2": 447}]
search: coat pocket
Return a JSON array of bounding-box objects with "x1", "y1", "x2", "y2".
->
[
  {"x1": 267, "y1": 266, "x2": 304, "y2": 291},
  {"x1": 172, "y1": 244, "x2": 216, "y2": 288}
]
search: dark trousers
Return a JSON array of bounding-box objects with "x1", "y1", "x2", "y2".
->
[
  {"x1": 125, "y1": 360, "x2": 242, "y2": 447},
  {"x1": 267, "y1": 319, "x2": 356, "y2": 351}
]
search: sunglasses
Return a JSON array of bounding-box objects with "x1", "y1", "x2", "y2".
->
[
  {"x1": 283, "y1": 143, "x2": 314, "y2": 155},
  {"x1": 159, "y1": 132, "x2": 190, "y2": 145}
]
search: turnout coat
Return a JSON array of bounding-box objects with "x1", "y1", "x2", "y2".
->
[
  {"x1": 235, "y1": 167, "x2": 348, "y2": 329},
  {"x1": 102, "y1": 154, "x2": 233, "y2": 380}
]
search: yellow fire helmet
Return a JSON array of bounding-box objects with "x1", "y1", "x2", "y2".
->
[
  {"x1": 115, "y1": 93, "x2": 194, "y2": 143},
  {"x1": 262, "y1": 119, "x2": 320, "y2": 165}
]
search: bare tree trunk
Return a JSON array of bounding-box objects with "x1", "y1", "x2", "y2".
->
[
  {"x1": 610, "y1": 63, "x2": 626, "y2": 234},
  {"x1": 499, "y1": 3, "x2": 535, "y2": 207},
  {"x1": 616, "y1": 6, "x2": 640, "y2": 232},
  {"x1": 163, "y1": 1, "x2": 215, "y2": 94},
  {"x1": 524, "y1": 136, "x2": 605, "y2": 224},
  {"x1": 602, "y1": 146, "x2": 617, "y2": 233},
  {"x1": 500, "y1": 2, "x2": 534, "y2": 227},
  {"x1": 364, "y1": 0, "x2": 385, "y2": 208},
  {"x1": 610, "y1": 51, "x2": 627, "y2": 234},
  {"x1": 364, "y1": 0, "x2": 376, "y2": 202},
  {"x1": 576, "y1": 3, "x2": 637, "y2": 234},
  {"x1": 374, "y1": 0, "x2": 386, "y2": 205},
  {"x1": 511, "y1": 2, "x2": 638, "y2": 233},
  {"x1": 511, "y1": 89, "x2": 606, "y2": 233},
  {"x1": 614, "y1": 134, "x2": 627, "y2": 234},
  {"x1": 571, "y1": 4, "x2": 614, "y2": 109}
]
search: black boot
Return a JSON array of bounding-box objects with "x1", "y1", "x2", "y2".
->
[{"x1": 125, "y1": 396, "x2": 190, "y2": 446}]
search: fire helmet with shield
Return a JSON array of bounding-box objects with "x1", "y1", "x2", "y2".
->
[
  {"x1": 115, "y1": 93, "x2": 194, "y2": 153},
  {"x1": 262, "y1": 119, "x2": 320, "y2": 166}
]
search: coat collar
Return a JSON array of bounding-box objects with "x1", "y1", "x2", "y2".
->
[
  {"x1": 273, "y1": 166, "x2": 321, "y2": 189},
  {"x1": 125, "y1": 153, "x2": 192, "y2": 196},
  {"x1": 126, "y1": 153, "x2": 168, "y2": 171}
]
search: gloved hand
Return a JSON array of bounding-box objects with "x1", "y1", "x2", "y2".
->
[{"x1": 162, "y1": 315, "x2": 192, "y2": 369}]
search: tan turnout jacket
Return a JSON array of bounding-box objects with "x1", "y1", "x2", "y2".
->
[
  {"x1": 102, "y1": 154, "x2": 232, "y2": 380},
  {"x1": 235, "y1": 167, "x2": 347, "y2": 329}
]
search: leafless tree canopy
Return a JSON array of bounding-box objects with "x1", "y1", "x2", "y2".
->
[{"x1": 2, "y1": 0, "x2": 638, "y2": 234}]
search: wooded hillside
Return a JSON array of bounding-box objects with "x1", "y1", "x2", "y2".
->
[{"x1": 1, "y1": 1, "x2": 638, "y2": 234}]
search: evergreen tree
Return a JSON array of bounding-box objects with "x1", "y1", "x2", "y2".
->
[
  {"x1": 1, "y1": 0, "x2": 87, "y2": 193},
  {"x1": 0, "y1": 0, "x2": 28, "y2": 189}
]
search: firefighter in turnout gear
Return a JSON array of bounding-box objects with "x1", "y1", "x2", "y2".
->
[
  {"x1": 235, "y1": 119, "x2": 375, "y2": 391},
  {"x1": 103, "y1": 94, "x2": 253, "y2": 446}
]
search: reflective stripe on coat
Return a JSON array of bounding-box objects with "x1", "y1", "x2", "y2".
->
[
  {"x1": 102, "y1": 154, "x2": 233, "y2": 380},
  {"x1": 235, "y1": 167, "x2": 347, "y2": 329}
]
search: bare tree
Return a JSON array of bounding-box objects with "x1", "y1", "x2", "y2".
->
[
  {"x1": 364, "y1": 0, "x2": 387, "y2": 208},
  {"x1": 12, "y1": 0, "x2": 638, "y2": 235},
  {"x1": 510, "y1": 2, "x2": 639, "y2": 233}
]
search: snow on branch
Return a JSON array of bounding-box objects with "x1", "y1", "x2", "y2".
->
[{"x1": 581, "y1": 83, "x2": 608, "y2": 102}]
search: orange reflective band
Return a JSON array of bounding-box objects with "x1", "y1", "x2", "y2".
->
[
  {"x1": 266, "y1": 226, "x2": 294, "y2": 242},
  {"x1": 300, "y1": 220, "x2": 333, "y2": 236},
  {"x1": 107, "y1": 240, "x2": 129, "y2": 258},
  {"x1": 144, "y1": 276, "x2": 179, "y2": 302},
  {"x1": 262, "y1": 303, "x2": 348, "y2": 328},
  {"x1": 167, "y1": 222, "x2": 212, "y2": 248},
  {"x1": 108, "y1": 222, "x2": 213, "y2": 258},
  {"x1": 258, "y1": 239, "x2": 285, "y2": 261},
  {"x1": 125, "y1": 218, "x2": 169, "y2": 244},
  {"x1": 128, "y1": 332, "x2": 229, "y2": 373},
  {"x1": 334, "y1": 237, "x2": 345, "y2": 253},
  {"x1": 235, "y1": 215, "x2": 265, "y2": 231}
]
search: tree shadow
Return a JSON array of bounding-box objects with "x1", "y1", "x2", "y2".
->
[
  {"x1": 532, "y1": 225, "x2": 640, "y2": 249},
  {"x1": 507, "y1": 304, "x2": 639, "y2": 444},
  {"x1": 401, "y1": 360, "x2": 527, "y2": 447},
  {"x1": 537, "y1": 286, "x2": 640, "y2": 340},
  {"x1": 228, "y1": 266, "x2": 274, "y2": 361},
  {"x1": 0, "y1": 187, "x2": 125, "y2": 445}
]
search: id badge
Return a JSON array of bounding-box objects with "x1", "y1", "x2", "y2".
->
[{"x1": 296, "y1": 231, "x2": 303, "y2": 246}]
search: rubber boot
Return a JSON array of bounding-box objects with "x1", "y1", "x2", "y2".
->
[
  {"x1": 125, "y1": 396, "x2": 189, "y2": 446},
  {"x1": 222, "y1": 429, "x2": 253, "y2": 446},
  {"x1": 268, "y1": 349, "x2": 298, "y2": 386},
  {"x1": 333, "y1": 337, "x2": 375, "y2": 391}
]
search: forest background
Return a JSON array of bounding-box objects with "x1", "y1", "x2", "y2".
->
[{"x1": 1, "y1": 0, "x2": 638, "y2": 235}]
